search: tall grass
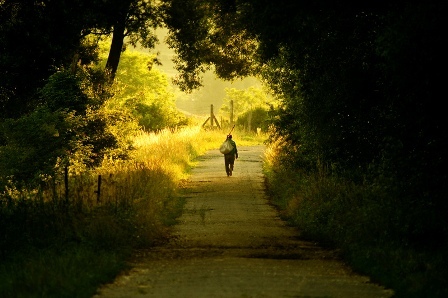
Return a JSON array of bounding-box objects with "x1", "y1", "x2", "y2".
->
[
  {"x1": 262, "y1": 137, "x2": 448, "y2": 298},
  {"x1": 0, "y1": 125, "x2": 265, "y2": 298}
]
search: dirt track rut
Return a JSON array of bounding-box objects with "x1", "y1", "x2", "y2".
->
[{"x1": 94, "y1": 145, "x2": 393, "y2": 298}]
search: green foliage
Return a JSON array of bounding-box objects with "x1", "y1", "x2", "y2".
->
[
  {"x1": 40, "y1": 70, "x2": 122, "y2": 169},
  {"x1": 0, "y1": 108, "x2": 70, "y2": 185},
  {"x1": 264, "y1": 139, "x2": 448, "y2": 297},
  {"x1": 0, "y1": 0, "x2": 164, "y2": 119},
  {"x1": 252, "y1": 4, "x2": 448, "y2": 280},
  {"x1": 220, "y1": 86, "x2": 275, "y2": 118},
  {"x1": 0, "y1": 0, "x2": 110, "y2": 118},
  {"x1": 219, "y1": 86, "x2": 276, "y2": 131},
  {"x1": 40, "y1": 70, "x2": 91, "y2": 113},
  {"x1": 0, "y1": 68, "x2": 128, "y2": 188},
  {"x1": 160, "y1": 0, "x2": 257, "y2": 91},
  {"x1": 102, "y1": 48, "x2": 189, "y2": 131}
]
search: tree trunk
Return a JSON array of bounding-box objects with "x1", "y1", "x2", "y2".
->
[{"x1": 105, "y1": 9, "x2": 128, "y2": 81}]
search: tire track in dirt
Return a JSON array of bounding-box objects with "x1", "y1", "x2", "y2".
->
[{"x1": 94, "y1": 145, "x2": 393, "y2": 298}]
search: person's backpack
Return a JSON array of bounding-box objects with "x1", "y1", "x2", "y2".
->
[{"x1": 219, "y1": 139, "x2": 234, "y2": 154}]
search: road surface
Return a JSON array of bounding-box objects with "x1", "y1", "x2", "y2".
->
[{"x1": 94, "y1": 145, "x2": 393, "y2": 298}]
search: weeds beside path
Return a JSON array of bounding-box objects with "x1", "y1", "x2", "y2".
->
[{"x1": 94, "y1": 145, "x2": 393, "y2": 298}]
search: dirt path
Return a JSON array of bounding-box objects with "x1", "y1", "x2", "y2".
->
[{"x1": 94, "y1": 146, "x2": 394, "y2": 298}]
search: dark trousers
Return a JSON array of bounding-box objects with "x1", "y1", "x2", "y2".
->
[{"x1": 224, "y1": 154, "x2": 235, "y2": 176}]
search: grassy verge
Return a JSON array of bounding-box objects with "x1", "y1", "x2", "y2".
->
[
  {"x1": 262, "y1": 138, "x2": 448, "y2": 298},
  {"x1": 0, "y1": 126, "x2": 266, "y2": 298},
  {"x1": 1, "y1": 246, "x2": 127, "y2": 298}
]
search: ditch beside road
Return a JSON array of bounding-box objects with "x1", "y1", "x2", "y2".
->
[{"x1": 94, "y1": 145, "x2": 394, "y2": 298}]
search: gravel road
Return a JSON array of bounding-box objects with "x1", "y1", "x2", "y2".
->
[{"x1": 94, "y1": 145, "x2": 394, "y2": 298}]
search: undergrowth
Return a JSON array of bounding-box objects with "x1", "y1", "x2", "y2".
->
[
  {"x1": 262, "y1": 136, "x2": 448, "y2": 298},
  {"x1": 0, "y1": 125, "x2": 264, "y2": 298}
]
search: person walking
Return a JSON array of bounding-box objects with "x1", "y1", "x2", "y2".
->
[{"x1": 224, "y1": 134, "x2": 238, "y2": 176}]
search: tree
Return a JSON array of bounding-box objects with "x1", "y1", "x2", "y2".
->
[
  {"x1": 220, "y1": 86, "x2": 276, "y2": 131},
  {"x1": 103, "y1": 0, "x2": 162, "y2": 80},
  {"x1": 0, "y1": 69, "x2": 119, "y2": 187},
  {"x1": 0, "y1": 0, "x2": 162, "y2": 117},
  {"x1": 160, "y1": 0, "x2": 257, "y2": 91},
  {"x1": 108, "y1": 48, "x2": 188, "y2": 131},
  {"x1": 0, "y1": 0, "x2": 99, "y2": 118}
]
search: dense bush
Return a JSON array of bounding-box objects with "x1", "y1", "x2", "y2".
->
[{"x1": 263, "y1": 138, "x2": 448, "y2": 297}]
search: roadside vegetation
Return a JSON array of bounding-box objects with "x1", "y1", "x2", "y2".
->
[
  {"x1": 0, "y1": 125, "x2": 265, "y2": 298},
  {"x1": 263, "y1": 137, "x2": 448, "y2": 298},
  {"x1": 0, "y1": 25, "x2": 267, "y2": 296}
]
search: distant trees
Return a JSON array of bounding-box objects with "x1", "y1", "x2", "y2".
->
[
  {"x1": 109, "y1": 48, "x2": 189, "y2": 131},
  {"x1": 220, "y1": 86, "x2": 276, "y2": 132}
]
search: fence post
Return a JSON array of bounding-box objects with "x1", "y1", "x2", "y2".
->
[
  {"x1": 95, "y1": 175, "x2": 102, "y2": 203},
  {"x1": 64, "y1": 165, "x2": 69, "y2": 204},
  {"x1": 230, "y1": 100, "x2": 234, "y2": 125}
]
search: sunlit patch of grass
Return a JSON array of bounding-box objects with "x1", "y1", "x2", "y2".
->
[{"x1": 131, "y1": 126, "x2": 203, "y2": 181}]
